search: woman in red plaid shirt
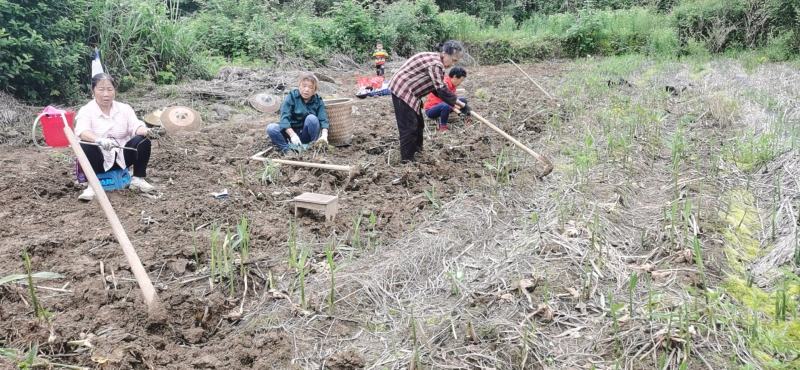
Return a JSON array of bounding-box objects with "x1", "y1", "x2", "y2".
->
[{"x1": 388, "y1": 40, "x2": 471, "y2": 162}]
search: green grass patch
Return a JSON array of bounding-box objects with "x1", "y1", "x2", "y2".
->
[
  {"x1": 723, "y1": 132, "x2": 780, "y2": 172},
  {"x1": 718, "y1": 188, "x2": 800, "y2": 368}
]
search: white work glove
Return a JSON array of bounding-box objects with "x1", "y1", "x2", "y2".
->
[
  {"x1": 146, "y1": 127, "x2": 166, "y2": 139},
  {"x1": 95, "y1": 138, "x2": 116, "y2": 151},
  {"x1": 288, "y1": 131, "x2": 302, "y2": 146},
  {"x1": 319, "y1": 129, "x2": 328, "y2": 144}
]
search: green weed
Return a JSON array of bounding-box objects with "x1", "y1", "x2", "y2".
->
[
  {"x1": 296, "y1": 247, "x2": 310, "y2": 310},
  {"x1": 628, "y1": 272, "x2": 639, "y2": 319},
  {"x1": 235, "y1": 216, "x2": 251, "y2": 282},
  {"x1": 209, "y1": 225, "x2": 236, "y2": 295},
  {"x1": 260, "y1": 161, "x2": 281, "y2": 184},
  {"x1": 483, "y1": 147, "x2": 517, "y2": 184},
  {"x1": 288, "y1": 220, "x2": 298, "y2": 269},
  {"x1": 350, "y1": 214, "x2": 363, "y2": 249},
  {"x1": 22, "y1": 250, "x2": 51, "y2": 321},
  {"x1": 724, "y1": 131, "x2": 779, "y2": 172},
  {"x1": 424, "y1": 185, "x2": 441, "y2": 210},
  {"x1": 325, "y1": 238, "x2": 336, "y2": 314}
]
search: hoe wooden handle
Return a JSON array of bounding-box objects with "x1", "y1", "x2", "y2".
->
[
  {"x1": 270, "y1": 158, "x2": 353, "y2": 173},
  {"x1": 469, "y1": 111, "x2": 554, "y2": 177},
  {"x1": 250, "y1": 150, "x2": 354, "y2": 173},
  {"x1": 63, "y1": 123, "x2": 159, "y2": 310}
]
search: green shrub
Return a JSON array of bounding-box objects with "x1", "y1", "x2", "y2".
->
[
  {"x1": 191, "y1": 13, "x2": 250, "y2": 58},
  {"x1": 328, "y1": 0, "x2": 377, "y2": 57},
  {"x1": 673, "y1": 0, "x2": 800, "y2": 53},
  {"x1": 767, "y1": 0, "x2": 800, "y2": 52},
  {"x1": 0, "y1": 0, "x2": 90, "y2": 103},
  {"x1": 243, "y1": 12, "x2": 332, "y2": 65},
  {"x1": 379, "y1": 0, "x2": 445, "y2": 57},
  {"x1": 562, "y1": 8, "x2": 674, "y2": 57},
  {"x1": 438, "y1": 11, "x2": 484, "y2": 42},
  {"x1": 647, "y1": 27, "x2": 680, "y2": 56},
  {"x1": 563, "y1": 11, "x2": 607, "y2": 57},
  {"x1": 467, "y1": 39, "x2": 561, "y2": 64},
  {"x1": 519, "y1": 12, "x2": 576, "y2": 39},
  {"x1": 673, "y1": 0, "x2": 746, "y2": 52},
  {"x1": 89, "y1": 0, "x2": 208, "y2": 83}
]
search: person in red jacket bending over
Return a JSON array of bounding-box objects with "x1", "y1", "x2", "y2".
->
[{"x1": 423, "y1": 66, "x2": 468, "y2": 132}]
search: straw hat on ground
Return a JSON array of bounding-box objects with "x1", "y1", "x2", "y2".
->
[
  {"x1": 143, "y1": 108, "x2": 164, "y2": 126},
  {"x1": 160, "y1": 106, "x2": 202, "y2": 133},
  {"x1": 249, "y1": 93, "x2": 281, "y2": 113}
]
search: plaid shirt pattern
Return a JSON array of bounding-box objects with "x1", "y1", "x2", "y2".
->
[{"x1": 389, "y1": 52, "x2": 447, "y2": 110}]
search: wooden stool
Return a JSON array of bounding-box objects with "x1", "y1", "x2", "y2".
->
[{"x1": 293, "y1": 192, "x2": 338, "y2": 222}]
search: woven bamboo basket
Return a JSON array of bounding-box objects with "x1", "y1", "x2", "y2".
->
[{"x1": 325, "y1": 98, "x2": 354, "y2": 146}]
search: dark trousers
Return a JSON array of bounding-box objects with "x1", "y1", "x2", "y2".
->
[
  {"x1": 391, "y1": 94, "x2": 424, "y2": 162},
  {"x1": 426, "y1": 97, "x2": 468, "y2": 126},
  {"x1": 80, "y1": 135, "x2": 151, "y2": 177},
  {"x1": 376, "y1": 64, "x2": 385, "y2": 76}
]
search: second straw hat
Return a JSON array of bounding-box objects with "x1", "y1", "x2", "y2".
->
[{"x1": 160, "y1": 106, "x2": 202, "y2": 132}]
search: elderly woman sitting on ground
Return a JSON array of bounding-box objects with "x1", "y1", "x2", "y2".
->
[
  {"x1": 266, "y1": 72, "x2": 329, "y2": 153},
  {"x1": 75, "y1": 73, "x2": 161, "y2": 201}
]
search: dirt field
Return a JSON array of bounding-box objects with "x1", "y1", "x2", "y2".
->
[
  {"x1": 0, "y1": 62, "x2": 561, "y2": 369},
  {"x1": 2, "y1": 58, "x2": 799, "y2": 369}
]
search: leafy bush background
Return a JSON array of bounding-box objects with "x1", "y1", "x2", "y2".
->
[{"x1": 1, "y1": 0, "x2": 798, "y2": 104}]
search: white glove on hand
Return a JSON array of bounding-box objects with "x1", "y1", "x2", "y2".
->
[
  {"x1": 319, "y1": 129, "x2": 328, "y2": 144},
  {"x1": 288, "y1": 132, "x2": 302, "y2": 146},
  {"x1": 95, "y1": 138, "x2": 116, "y2": 151},
  {"x1": 146, "y1": 127, "x2": 165, "y2": 139}
]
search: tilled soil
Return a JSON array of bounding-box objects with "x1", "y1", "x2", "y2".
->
[{"x1": 0, "y1": 63, "x2": 561, "y2": 369}]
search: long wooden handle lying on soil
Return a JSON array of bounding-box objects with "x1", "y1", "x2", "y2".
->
[
  {"x1": 250, "y1": 150, "x2": 353, "y2": 173},
  {"x1": 63, "y1": 124, "x2": 159, "y2": 310},
  {"x1": 271, "y1": 158, "x2": 353, "y2": 172},
  {"x1": 469, "y1": 111, "x2": 554, "y2": 177}
]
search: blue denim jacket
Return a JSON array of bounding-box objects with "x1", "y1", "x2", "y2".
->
[{"x1": 279, "y1": 89, "x2": 329, "y2": 130}]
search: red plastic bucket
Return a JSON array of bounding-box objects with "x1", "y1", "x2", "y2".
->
[{"x1": 35, "y1": 107, "x2": 75, "y2": 148}]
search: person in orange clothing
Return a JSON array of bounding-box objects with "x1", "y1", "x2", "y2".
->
[
  {"x1": 423, "y1": 67, "x2": 468, "y2": 132},
  {"x1": 372, "y1": 42, "x2": 388, "y2": 76}
]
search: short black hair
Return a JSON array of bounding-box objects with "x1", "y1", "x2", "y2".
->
[
  {"x1": 91, "y1": 73, "x2": 116, "y2": 90},
  {"x1": 449, "y1": 67, "x2": 467, "y2": 78}
]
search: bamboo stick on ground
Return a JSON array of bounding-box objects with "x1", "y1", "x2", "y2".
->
[{"x1": 250, "y1": 150, "x2": 353, "y2": 173}]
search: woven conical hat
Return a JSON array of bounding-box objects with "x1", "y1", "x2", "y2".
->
[
  {"x1": 161, "y1": 106, "x2": 202, "y2": 132},
  {"x1": 249, "y1": 93, "x2": 281, "y2": 113},
  {"x1": 143, "y1": 108, "x2": 164, "y2": 126}
]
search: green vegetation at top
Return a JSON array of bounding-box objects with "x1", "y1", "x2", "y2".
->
[{"x1": 1, "y1": 0, "x2": 799, "y2": 104}]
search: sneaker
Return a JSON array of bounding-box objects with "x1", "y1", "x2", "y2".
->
[
  {"x1": 437, "y1": 124, "x2": 449, "y2": 132},
  {"x1": 78, "y1": 186, "x2": 95, "y2": 201},
  {"x1": 129, "y1": 177, "x2": 155, "y2": 193}
]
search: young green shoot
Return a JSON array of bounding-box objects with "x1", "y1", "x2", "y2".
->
[
  {"x1": 288, "y1": 220, "x2": 298, "y2": 269},
  {"x1": 296, "y1": 247, "x2": 310, "y2": 310},
  {"x1": 350, "y1": 214, "x2": 363, "y2": 250},
  {"x1": 22, "y1": 250, "x2": 50, "y2": 321},
  {"x1": 483, "y1": 146, "x2": 515, "y2": 184},
  {"x1": 261, "y1": 161, "x2": 281, "y2": 184},
  {"x1": 447, "y1": 265, "x2": 465, "y2": 296},
  {"x1": 236, "y1": 215, "x2": 251, "y2": 281},
  {"x1": 628, "y1": 272, "x2": 639, "y2": 319},
  {"x1": 424, "y1": 185, "x2": 441, "y2": 210},
  {"x1": 367, "y1": 211, "x2": 378, "y2": 250},
  {"x1": 325, "y1": 238, "x2": 336, "y2": 314}
]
